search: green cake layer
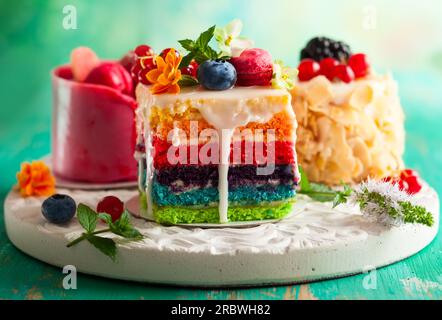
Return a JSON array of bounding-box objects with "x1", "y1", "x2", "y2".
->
[{"x1": 149, "y1": 200, "x2": 295, "y2": 224}]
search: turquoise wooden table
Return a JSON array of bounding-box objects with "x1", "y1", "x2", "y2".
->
[
  {"x1": 1, "y1": 70, "x2": 441, "y2": 300},
  {"x1": 0, "y1": 0, "x2": 441, "y2": 300}
]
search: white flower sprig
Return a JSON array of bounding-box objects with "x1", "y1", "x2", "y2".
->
[
  {"x1": 346, "y1": 179, "x2": 434, "y2": 227},
  {"x1": 214, "y1": 19, "x2": 254, "y2": 58},
  {"x1": 271, "y1": 60, "x2": 298, "y2": 90},
  {"x1": 298, "y1": 167, "x2": 434, "y2": 228}
]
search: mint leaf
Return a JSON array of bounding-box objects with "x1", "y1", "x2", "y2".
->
[
  {"x1": 109, "y1": 211, "x2": 143, "y2": 240},
  {"x1": 195, "y1": 25, "x2": 215, "y2": 48},
  {"x1": 297, "y1": 166, "x2": 341, "y2": 202},
  {"x1": 87, "y1": 235, "x2": 117, "y2": 261},
  {"x1": 77, "y1": 204, "x2": 98, "y2": 234},
  {"x1": 178, "y1": 75, "x2": 199, "y2": 87},
  {"x1": 178, "y1": 39, "x2": 195, "y2": 51},
  {"x1": 179, "y1": 52, "x2": 195, "y2": 68},
  {"x1": 178, "y1": 25, "x2": 219, "y2": 68},
  {"x1": 98, "y1": 212, "x2": 113, "y2": 224},
  {"x1": 332, "y1": 185, "x2": 352, "y2": 208},
  {"x1": 298, "y1": 165, "x2": 311, "y2": 192}
]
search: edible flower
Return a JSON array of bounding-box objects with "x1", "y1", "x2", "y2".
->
[
  {"x1": 214, "y1": 19, "x2": 254, "y2": 57},
  {"x1": 16, "y1": 161, "x2": 56, "y2": 197},
  {"x1": 271, "y1": 60, "x2": 298, "y2": 90},
  {"x1": 147, "y1": 48, "x2": 182, "y2": 94}
]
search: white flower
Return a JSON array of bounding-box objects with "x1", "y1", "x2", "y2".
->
[
  {"x1": 271, "y1": 60, "x2": 298, "y2": 90},
  {"x1": 350, "y1": 179, "x2": 412, "y2": 227},
  {"x1": 214, "y1": 19, "x2": 254, "y2": 57}
]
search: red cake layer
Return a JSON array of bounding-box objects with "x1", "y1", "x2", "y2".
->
[{"x1": 152, "y1": 137, "x2": 296, "y2": 169}]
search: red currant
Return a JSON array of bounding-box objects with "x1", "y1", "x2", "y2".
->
[
  {"x1": 130, "y1": 64, "x2": 142, "y2": 83},
  {"x1": 384, "y1": 169, "x2": 423, "y2": 195},
  {"x1": 298, "y1": 59, "x2": 320, "y2": 82},
  {"x1": 160, "y1": 48, "x2": 181, "y2": 59},
  {"x1": 97, "y1": 196, "x2": 124, "y2": 222},
  {"x1": 348, "y1": 53, "x2": 370, "y2": 78},
  {"x1": 119, "y1": 51, "x2": 137, "y2": 73},
  {"x1": 319, "y1": 58, "x2": 339, "y2": 81},
  {"x1": 134, "y1": 45, "x2": 154, "y2": 57},
  {"x1": 333, "y1": 64, "x2": 355, "y2": 83},
  {"x1": 140, "y1": 56, "x2": 156, "y2": 71},
  {"x1": 399, "y1": 169, "x2": 422, "y2": 194},
  {"x1": 138, "y1": 68, "x2": 152, "y2": 85},
  {"x1": 181, "y1": 60, "x2": 199, "y2": 78}
]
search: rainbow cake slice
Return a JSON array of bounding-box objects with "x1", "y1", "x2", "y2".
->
[{"x1": 135, "y1": 86, "x2": 299, "y2": 224}]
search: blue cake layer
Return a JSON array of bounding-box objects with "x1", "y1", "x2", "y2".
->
[{"x1": 152, "y1": 181, "x2": 296, "y2": 206}]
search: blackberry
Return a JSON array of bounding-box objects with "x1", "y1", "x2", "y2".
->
[{"x1": 300, "y1": 37, "x2": 352, "y2": 63}]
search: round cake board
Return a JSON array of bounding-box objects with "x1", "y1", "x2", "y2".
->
[{"x1": 3, "y1": 184, "x2": 439, "y2": 287}]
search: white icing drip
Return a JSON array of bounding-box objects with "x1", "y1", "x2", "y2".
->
[{"x1": 218, "y1": 129, "x2": 234, "y2": 223}]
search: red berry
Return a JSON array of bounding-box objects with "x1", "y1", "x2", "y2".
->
[
  {"x1": 384, "y1": 169, "x2": 423, "y2": 195},
  {"x1": 160, "y1": 48, "x2": 181, "y2": 59},
  {"x1": 348, "y1": 53, "x2": 370, "y2": 78},
  {"x1": 138, "y1": 68, "x2": 152, "y2": 85},
  {"x1": 333, "y1": 64, "x2": 355, "y2": 83},
  {"x1": 97, "y1": 196, "x2": 124, "y2": 222},
  {"x1": 134, "y1": 45, "x2": 154, "y2": 57},
  {"x1": 400, "y1": 169, "x2": 422, "y2": 194},
  {"x1": 298, "y1": 59, "x2": 320, "y2": 82},
  {"x1": 119, "y1": 51, "x2": 137, "y2": 73},
  {"x1": 181, "y1": 60, "x2": 199, "y2": 78},
  {"x1": 130, "y1": 63, "x2": 142, "y2": 82},
  {"x1": 229, "y1": 48, "x2": 273, "y2": 86},
  {"x1": 319, "y1": 58, "x2": 339, "y2": 81},
  {"x1": 140, "y1": 56, "x2": 156, "y2": 71},
  {"x1": 84, "y1": 62, "x2": 133, "y2": 95}
]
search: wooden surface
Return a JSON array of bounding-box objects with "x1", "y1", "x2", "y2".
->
[{"x1": 0, "y1": 70, "x2": 441, "y2": 300}]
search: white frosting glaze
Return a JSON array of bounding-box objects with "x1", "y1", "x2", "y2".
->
[{"x1": 136, "y1": 85, "x2": 295, "y2": 223}]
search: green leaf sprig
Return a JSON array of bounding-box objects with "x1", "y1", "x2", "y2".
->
[
  {"x1": 297, "y1": 166, "x2": 434, "y2": 227},
  {"x1": 67, "y1": 204, "x2": 143, "y2": 261},
  {"x1": 178, "y1": 25, "x2": 220, "y2": 69}
]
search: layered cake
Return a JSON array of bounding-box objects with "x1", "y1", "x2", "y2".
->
[
  {"x1": 291, "y1": 37, "x2": 405, "y2": 185},
  {"x1": 133, "y1": 22, "x2": 299, "y2": 224}
]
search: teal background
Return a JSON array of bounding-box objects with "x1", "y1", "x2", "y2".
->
[{"x1": 0, "y1": 0, "x2": 441, "y2": 299}]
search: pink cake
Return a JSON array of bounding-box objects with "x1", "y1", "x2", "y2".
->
[{"x1": 51, "y1": 48, "x2": 138, "y2": 183}]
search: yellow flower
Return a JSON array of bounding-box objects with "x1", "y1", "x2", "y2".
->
[
  {"x1": 16, "y1": 161, "x2": 56, "y2": 197},
  {"x1": 147, "y1": 48, "x2": 182, "y2": 94}
]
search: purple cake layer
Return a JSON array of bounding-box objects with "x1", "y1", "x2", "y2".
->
[{"x1": 154, "y1": 164, "x2": 297, "y2": 192}]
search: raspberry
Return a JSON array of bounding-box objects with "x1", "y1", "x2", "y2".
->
[
  {"x1": 229, "y1": 48, "x2": 273, "y2": 86},
  {"x1": 97, "y1": 196, "x2": 124, "y2": 222}
]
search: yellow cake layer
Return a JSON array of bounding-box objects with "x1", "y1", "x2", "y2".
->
[{"x1": 150, "y1": 108, "x2": 295, "y2": 142}]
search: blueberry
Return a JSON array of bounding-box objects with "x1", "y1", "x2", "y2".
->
[
  {"x1": 197, "y1": 60, "x2": 237, "y2": 90},
  {"x1": 41, "y1": 194, "x2": 76, "y2": 224}
]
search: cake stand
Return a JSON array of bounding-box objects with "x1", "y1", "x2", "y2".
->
[{"x1": 3, "y1": 183, "x2": 439, "y2": 287}]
